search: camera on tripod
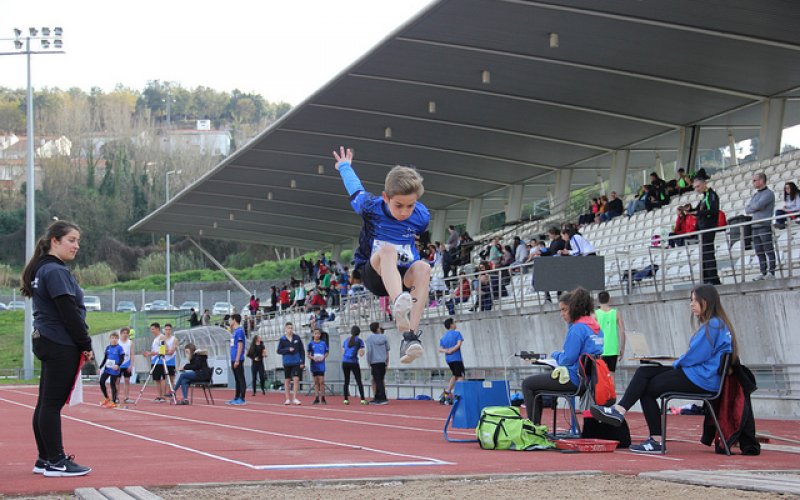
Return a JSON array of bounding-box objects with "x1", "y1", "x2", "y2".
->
[
  {"x1": 158, "y1": 339, "x2": 166, "y2": 356},
  {"x1": 516, "y1": 351, "x2": 544, "y2": 360}
]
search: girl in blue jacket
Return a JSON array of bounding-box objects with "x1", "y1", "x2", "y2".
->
[
  {"x1": 591, "y1": 284, "x2": 736, "y2": 453},
  {"x1": 521, "y1": 288, "x2": 604, "y2": 425}
]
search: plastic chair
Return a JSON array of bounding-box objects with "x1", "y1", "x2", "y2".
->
[
  {"x1": 658, "y1": 352, "x2": 732, "y2": 455},
  {"x1": 532, "y1": 354, "x2": 595, "y2": 436}
]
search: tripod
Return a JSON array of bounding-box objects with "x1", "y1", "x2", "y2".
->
[{"x1": 134, "y1": 354, "x2": 178, "y2": 405}]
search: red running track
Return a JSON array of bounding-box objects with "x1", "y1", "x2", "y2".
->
[{"x1": 1, "y1": 385, "x2": 798, "y2": 496}]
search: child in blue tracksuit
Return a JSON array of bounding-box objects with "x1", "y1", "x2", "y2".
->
[
  {"x1": 277, "y1": 322, "x2": 305, "y2": 405},
  {"x1": 99, "y1": 332, "x2": 125, "y2": 407},
  {"x1": 307, "y1": 328, "x2": 329, "y2": 405},
  {"x1": 591, "y1": 284, "x2": 735, "y2": 454},
  {"x1": 521, "y1": 288, "x2": 603, "y2": 425}
]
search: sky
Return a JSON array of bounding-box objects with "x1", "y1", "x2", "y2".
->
[{"x1": 0, "y1": 0, "x2": 433, "y2": 104}]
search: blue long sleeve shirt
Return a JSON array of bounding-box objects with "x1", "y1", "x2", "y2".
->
[
  {"x1": 674, "y1": 317, "x2": 732, "y2": 392},
  {"x1": 551, "y1": 323, "x2": 604, "y2": 386},
  {"x1": 337, "y1": 161, "x2": 430, "y2": 269}
]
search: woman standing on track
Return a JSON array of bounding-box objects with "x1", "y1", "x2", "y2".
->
[
  {"x1": 21, "y1": 220, "x2": 93, "y2": 477},
  {"x1": 341, "y1": 326, "x2": 366, "y2": 405}
]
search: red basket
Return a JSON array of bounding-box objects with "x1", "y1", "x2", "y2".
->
[{"x1": 554, "y1": 438, "x2": 618, "y2": 453}]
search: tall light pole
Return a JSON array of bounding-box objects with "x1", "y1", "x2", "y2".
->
[
  {"x1": 165, "y1": 169, "x2": 181, "y2": 305},
  {"x1": 2, "y1": 27, "x2": 64, "y2": 380}
]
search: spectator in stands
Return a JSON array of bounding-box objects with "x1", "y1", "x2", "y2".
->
[
  {"x1": 488, "y1": 237, "x2": 503, "y2": 267},
  {"x1": 267, "y1": 286, "x2": 278, "y2": 313},
  {"x1": 593, "y1": 195, "x2": 608, "y2": 224},
  {"x1": 188, "y1": 308, "x2": 201, "y2": 327},
  {"x1": 447, "y1": 271, "x2": 471, "y2": 315},
  {"x1": 646, "y1": 172, "x2": 669, "y2": 211},
  {"x1": 521, "y1": 289, "x2": 603, "y2": 425},
  {"x1": 745, "y1": 172, "x2": 777, "y2": 280},
  {"x1": 775, "y1": 181, "x2": 800, "y2": 229},
  {"x1": 688, "y1": 173, "x2": 721, "y2": 285},
  {"x1": 591, "y1": 284, "x2": 735, "y2": 454},
  {"x1": 513, "y1": 236, "x2": 529, "y2": 270},
  {"x1": 667, "y1": 204, "x2": 697, "y2": 247},
  {"x1": 600, "y1": 191, "x2": 623, "y2": 222},
  {"x1": 579, "y1": 198, "x2": 598, "y2": 225},
  {"x1": 558, "y1": 227, "x2": 596, "y2": 256},
  {"x1": 676, "y1": 168, "x2": 693, "y2": 194},
  {"x1": 279, "y1": 284, "x2": 291, "y2": 310},
  {"x1": 472, "y1": 261, "x2": 494, "y2": 311},
  {"x1": 627, "y1": 185, "x2": 649, "y2": 216}
]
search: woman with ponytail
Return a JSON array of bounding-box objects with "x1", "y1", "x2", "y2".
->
[
  {"x1": 22, "y1": 220, "x2": 93, "y2": 477},
  {"x1": 341, "y1": 325, "x2": 366, "y2": 405}
]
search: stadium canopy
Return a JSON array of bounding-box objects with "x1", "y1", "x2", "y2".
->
[{"x1": 130, "y1": 0, "x2": 800, "y2": 249}]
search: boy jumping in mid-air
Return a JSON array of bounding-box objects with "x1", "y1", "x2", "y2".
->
[
  {"x1": 333, "y1": 146, "x2": 430, "y2": 363},
  {"x1": 99, "y1": 332, "x2": 125, "y2": 407}
]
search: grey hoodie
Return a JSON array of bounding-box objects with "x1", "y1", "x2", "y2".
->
[
  {"x1": 365, "y1": 332, "x2": 390, "y2": 365},
  {"x1": 745, "y1": 187, "x2": 775, "y2": 226}
]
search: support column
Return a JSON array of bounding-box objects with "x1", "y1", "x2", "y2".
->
[
  {"x1": 332, "y1": 244, "x2": 342, "y2": 263},
  {"x1": 676, "y1": 126, "x2": 699, "y2": 174},
  {"x1": 608, "y1": 150, "x2": 630, "y2": 197},
  {"x1": 504, "y1": 184, "x2": 524, "y2": 223},
  {"x1": 552, "y1": 168, "x2": 573, "y2": 219},
  {"x1": 728, "y1": 131, "x2": 739, "y2": 168},
  {"x1": 466, "y1": 198, "x2": 484, "y2": 237},
  {"x1": 758, "y1": 98, "x2": 786, "y2": 160},
  {"x1": 429, "y1": 210, "x2": 447, "y2": 244}
]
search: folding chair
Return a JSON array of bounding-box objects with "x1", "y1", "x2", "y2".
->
[
  {"x1": 189, "y1": 380, "x2": 215, "y2": 405},
  {"x1": 658, "y1": 352, "x2": 732, "y2": 455}
]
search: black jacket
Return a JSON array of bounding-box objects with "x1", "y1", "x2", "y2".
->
[
  {"x1": 701, "y1": 362, "x2": 760, "y2": 455},
  {"x1": 183, "y1": 352, "x2": 212, "y2": 382},
  {"x1": 695, "y1": 188, "x2": 720, "y2": 230}
]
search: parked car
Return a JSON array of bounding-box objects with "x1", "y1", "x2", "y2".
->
[
  {"x1": 83, "y1": 295, "x2": 102, "y2": 312},
  {"x1": 116, "y1": 301, "x2": 137, "y2": 313},
  {"x1": 143, "y1": 303, "x2": 153, "y2": 311},
  {"x1": 212, "y1": 301, "x2": 234, "y2": 315},
  {"x1": 179, "y1": 301, "x2": 200, "y2": 311},
  {"x1": 150, "y1": 300, "x2": 176, "y2": 311},
  {"x1": 0, "y1": 302, "x2": 7, "y2": 311},
  {"x1": 8, "y1": 300, "x2": 26, "y2": 311}
]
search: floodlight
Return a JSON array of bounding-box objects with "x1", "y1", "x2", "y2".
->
[
  {"x1": 14, "y1": 40, "x2": 23, "y2": 50},
  {"x1": 40, "y1": 40, "x2": 50, "y2": 49},
  {"x1": 53, "y1": 39, "x2": 62, "y2": 49},
  {"x1": 54, "y1": 27, "x2": 63, "y2": 36},
  {"x1": 42, "y1": 27, "x2": 50, "y2": 36},
  {"x1": 13, "y1": 28, "x2": 21, "y2": 39},
  {"x1": 29, "y1": 28, "x2": 38, "y2": 37}
]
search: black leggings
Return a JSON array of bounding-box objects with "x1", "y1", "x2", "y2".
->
[
  {"x1": 231, "y1": 361, "x2": 246, "y2": 401},
  {"x1": 521, "y1": 372, "x2": 578, "y2": 425},
  {"x1": 618, "y1": 365, "x2": 705, "y2": 436},
  {"x1": 32, "y1": 335, "x2": 81, "y2": 462},
  {"x1": 99, "y1": 372, "x2": 119, "y2": 402},
  {"x1": 251, "y1": 360, "x2": 266, "y2": 393},
  {"x1": 342, "y1": 362, "x2": 364, "y2": 400}
]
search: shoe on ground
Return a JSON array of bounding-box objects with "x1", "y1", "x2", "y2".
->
[
  {"x1": 124, "y1": 398, "x2": 134, "y2": 404},
  {"x1": 343, "y1": 399, "x2": 350, "y2": 405},
  {"x1": 321, "y1": 398, "x2": 328, "y2": 405},
  {"x1": 100, "y1": 399, "x2": 110, "y2": 408},
  {"x1": 33, "y1": 458, "x2": 47, "y2": 474},
  {"x1": 225, "y1": 399, "x2": 238, "y2": 405},
  {"x1": 360, "y1": 399, "x2": 367, "y2": 405},
  {"x1": 392, "y1": 292, "x2": 413, "y2": 332},
  {"x1": 153, "y1": 397, "x2": 165, "y2": 403},
  {"x1": 399, "y1": 330, "x2": 424, "y2": 364},
  {"x1": 766, "y1": 273, "x2": 776, "y2": 280},
  {"x1": 590, "y1": 404, "x2": 625, "y2": 427},
  {"x1": 43, "y1": 455, "x2": 91, "y2": 477},
  {"x1": 231, "y1": 399, "x2": 246, "y2": 406},
  {"x1": 370, "y1": 399, "x2": 389, "y2": 405},
  {"x1": 313, "y1": 398, "x2": 320, "y2": 405},
  {"x1": 177, "y1": 400, "x2": 190, "y2": 405},
  {"x1": 753, "y1": 274, "x2": 766, "y2": 281},
  {"x1": 293, "y1": 399, "x2": 302, "y2": 405},
  {"x1": 284, "y1": 399, "x2": 291, "y2": 405},
  {"x1": 629, "y1": 438, "x2": 663, "y2": 454}
]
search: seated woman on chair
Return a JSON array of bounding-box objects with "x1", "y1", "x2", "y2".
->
[
  {"x1": 521, "y1": 287, "x2": 604, "y2": 425},
  {"x1": 175, "y1": 343, "x2": 212, "y2": 405},
  {"x1": 591, "y1": 284, "x2": 736, "y2": 453}
]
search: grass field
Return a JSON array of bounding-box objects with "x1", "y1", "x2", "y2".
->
[{"x1": 0, "y1": 311, "x2": 132, "y2": 370}]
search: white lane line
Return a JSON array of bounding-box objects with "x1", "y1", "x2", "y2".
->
[
  {"x1": 253, "y1": 461, "x2": 441, "y2": 470},
  {"x1": 0, "y1": 397, "x2": 257, "y2": 469},
  {"x1": 119, "y1": 406, "x2": 451, "y2": 465},
  {"x1": 618, "y1": 451, "x2": 684, "y2": 461}
]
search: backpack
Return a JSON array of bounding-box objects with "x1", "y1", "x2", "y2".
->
[
  {"x1": 717, "y1": 209, "x2": 727, "y2": 228},
  {"x1": 476, "y1": 406, "x2": 555, "y2": 451},
  {"x1": 579, "y1": 356, "x2": 617, "y2": 406}
]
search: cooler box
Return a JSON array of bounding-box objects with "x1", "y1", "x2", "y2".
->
[{"x1": 444, "y1": 380, "x2": 510, "y2": 442}]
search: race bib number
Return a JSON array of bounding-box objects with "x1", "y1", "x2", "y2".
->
[
  {"x1": 105, "y1": 360, "x2": 116, "y2": 368},
  {"x1": 372, "y1": 239, "x2": 414, "y2": 265}
]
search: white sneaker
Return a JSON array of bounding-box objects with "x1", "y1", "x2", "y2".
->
[
  {"x1": 753, "y1": 274, "x2": 766, "y2": 281},
  {"x1": 293, "y1": 399, "x2": 302, "y2": 405},
  {"x1": 283, "y1": 399, "x2": 291, "y2": 405},
  {"x1": 399, "y1": 331, "x2": 424, "y2": 364},
  {"x1": 766, "y1": 274, "x2": 776, "y2": 280},
  {"x1": 392, "y1": 292, "x2": 413, "y2": 332}
]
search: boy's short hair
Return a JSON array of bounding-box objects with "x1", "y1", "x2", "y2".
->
[
  {"x1": 109, "y1": 332, "x2": 119, "y2": 338},
  {"x1": 231, "y1": 314, "x2": 242, "y2": 324},
  {"x1": 150, "y1": 322, "x2": 160, "y2": 329},
  {"x1": 369, "y1": 321, "x2": 381, "y2": 333},
  {"x1": 598, "y1": 290, "x2": 611, "y2": 304},
  {"x1": 444, "y1": 318, "x2": 455, "y2": 329},
  {"x1": 285, "y1": 321, "x2": 293, "y2": 326},
  {"x1": 385, "y1": 165, "x2": 424, "y2": 198},
  {"x1": 164, "y1": 323, "x2": 173, "y2": 329},
  {"x1": 120, "y1": 327, "x2": 130, "y2": 334}
]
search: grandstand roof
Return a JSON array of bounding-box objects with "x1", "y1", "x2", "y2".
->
[{"x1": 130, "y1": 0, "x2": 800, "y2": 248}]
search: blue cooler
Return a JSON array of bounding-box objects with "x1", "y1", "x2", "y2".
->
[{"x1": 444, "y1": 380, "x2": 510, "y2": 442}]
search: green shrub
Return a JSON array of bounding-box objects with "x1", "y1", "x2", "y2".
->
[{"x1": 74, "y1": 262, "x2": 117, "y2": 287}]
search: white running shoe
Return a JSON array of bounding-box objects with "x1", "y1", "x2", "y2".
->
[
  {"x1": 293, "y1": 399, "x2": 302, "y2": 405},
  {"x1": 283, "y1": 399, "x2": 291, "y2": 405},
  {"x1": 399, "y1": 331, "x2": 424, "y2": 364},
  {"x1": 392, "y1": 292, "x2": 413, "y2": 332}
]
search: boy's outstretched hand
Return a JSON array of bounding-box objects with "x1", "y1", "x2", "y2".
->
[{"x1": 333, "y1": 146, "x2": 353, "y2": 170}]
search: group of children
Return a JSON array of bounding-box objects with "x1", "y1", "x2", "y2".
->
[{"x1": 97, "y1": 327, "x2": 134, "y2": 408}]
